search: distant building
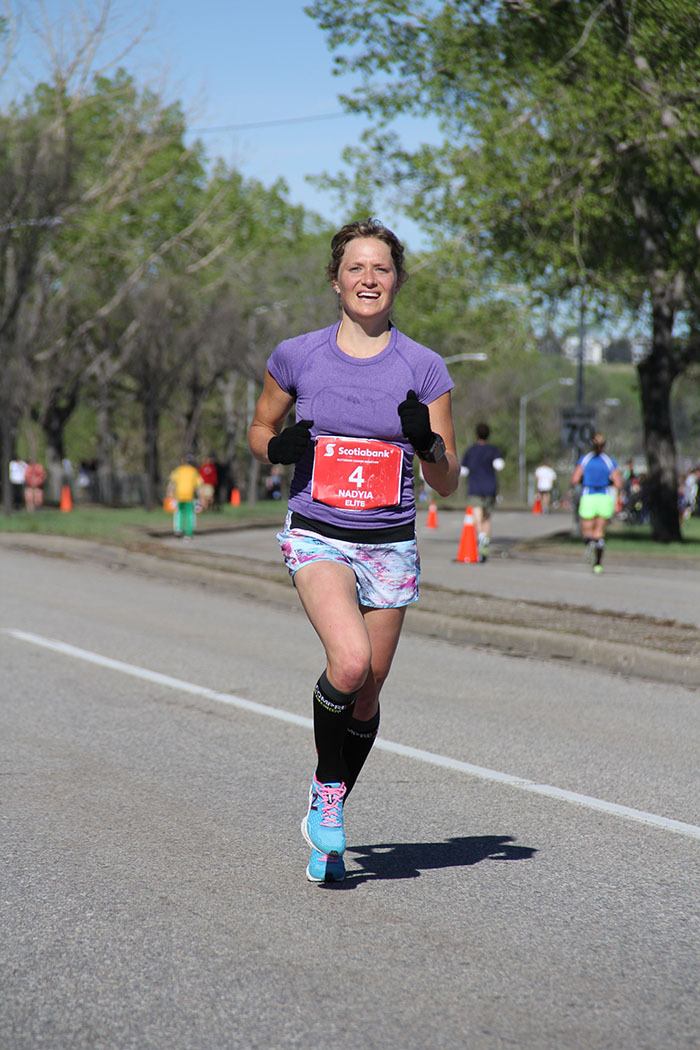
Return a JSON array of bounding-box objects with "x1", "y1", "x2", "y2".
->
[{"x1": 562, "y1": 334, "x2": 604, "y2": 365}]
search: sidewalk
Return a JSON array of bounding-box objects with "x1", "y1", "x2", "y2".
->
[{"x1": 3, "y1": 510, "x2": 699, "y2": 688}]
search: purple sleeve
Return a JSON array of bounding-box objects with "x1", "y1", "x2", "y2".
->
[
  {"x1": 417, "y1": 353, "x2": 454, "y2": 405},
  {"x1": 267, "y1": 341, "x2": 296, "y2": 396}
]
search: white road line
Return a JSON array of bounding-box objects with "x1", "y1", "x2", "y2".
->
[{"x1": 6, "y1": 628, "x2": 700, "y2": 843}]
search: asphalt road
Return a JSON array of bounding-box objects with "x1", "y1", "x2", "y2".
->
[{"x1": 1, "y1": 545, "x2": 699, "y2": 1049}]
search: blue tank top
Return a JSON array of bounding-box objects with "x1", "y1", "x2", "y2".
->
[{"x1": 578, "y1": 452, "x2": 617, "y2": 494}]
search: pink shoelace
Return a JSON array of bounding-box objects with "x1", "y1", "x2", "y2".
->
[{"x1": 317, "y1": 781, "x2": 347, "y2": 827}]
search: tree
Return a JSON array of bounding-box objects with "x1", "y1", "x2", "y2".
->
[
  {"x1": 0, "y1": 4, "x2": 211, "y2": 511},
  {"x1": 0, "y1": 95, "x2": 73, "y2": 510},
  {"x1": 308, "y1": 0, "x2": 700, "y2": 540}
]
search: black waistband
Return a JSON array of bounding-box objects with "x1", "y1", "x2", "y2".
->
[{"x1": 290, "y1": 511, "x2": 415, "y2": 544}]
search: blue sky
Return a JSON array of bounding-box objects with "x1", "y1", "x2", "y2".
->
[{"x1": 4, "y1": 0, "x2": 435, "y2": 247}]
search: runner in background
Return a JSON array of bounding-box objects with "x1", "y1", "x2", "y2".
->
[
  {"x1": 248, "y1": 218, "x2": 459, "y2": 883},
  {"x1": 460, "y1": 422, "x2": 505, "y2": 561},
  {"x1": 534, "y1": 458, "x2": 557, "y2": 513},
  {"x1": 571, "y1": 433, "x2": 623, "y2": 574}
]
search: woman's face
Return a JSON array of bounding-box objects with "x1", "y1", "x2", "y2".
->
[{"x1": 332, "y1": 237, "x2": 401, "y2": 323}]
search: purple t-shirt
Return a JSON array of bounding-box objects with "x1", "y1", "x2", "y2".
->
[{"x1": 267, "y1": 322, "x2": 453, "y2": 530}]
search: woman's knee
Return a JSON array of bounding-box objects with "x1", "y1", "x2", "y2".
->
[{"x1": 327, "y1": 641, "x2": 372, "y2": 694}]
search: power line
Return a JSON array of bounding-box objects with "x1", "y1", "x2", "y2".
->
[{"x1": 191, "y1": 111, "x2": 349, "y2": 134}]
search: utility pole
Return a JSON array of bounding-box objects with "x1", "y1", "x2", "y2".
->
[
  {"x1": 576, "y1": 289, "x2": 586, "y2": 421},
  {"x1": 572, "y1": 288, "x2": 588, "y2": 534}
]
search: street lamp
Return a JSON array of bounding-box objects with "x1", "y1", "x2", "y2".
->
[
  {"x1": 443, "y1": 352, "x2": 489, "y2": 364},
  {"x1": 518, "y1": 377, "x2": 575, "y2": 504}
]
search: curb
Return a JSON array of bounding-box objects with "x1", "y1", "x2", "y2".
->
[{"x1": 404, "y1": 607, "x2": 700, "y2": 690}]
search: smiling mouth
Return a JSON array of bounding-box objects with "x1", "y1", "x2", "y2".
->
[{"x1": 357, "y1": 292, "x2": 380, "y2": 299}]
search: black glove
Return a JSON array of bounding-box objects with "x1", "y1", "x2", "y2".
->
[
  {"x1": 398, "y1": 390, "x2": 433, "y2": 450},
  {"x1": 267, "y1": 419, "x2": 314, "y2": 465}
]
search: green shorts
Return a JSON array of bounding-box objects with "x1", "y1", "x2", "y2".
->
[
  {"x1": 579, "y1": 492, "x2": 615, "y2": 520},
  {"x1": 470, "y1": 494, "x2": 496, "y2": 518}
]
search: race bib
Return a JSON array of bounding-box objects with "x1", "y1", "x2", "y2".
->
[{"x1": 311, "y1": 436, "x2": 403, "y2": 510}]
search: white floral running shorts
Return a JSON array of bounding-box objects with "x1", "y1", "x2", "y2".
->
[{"x1": 276, "y1": 515, "x2": 420, "y2": 609}]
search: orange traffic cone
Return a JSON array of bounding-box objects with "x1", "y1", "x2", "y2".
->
[
  {"x1": 426, "y1": 500, "x2": 439, "y2": 529},
  {"x1": 229, "y1": 487, "x2": 241, "y2": 506},
  {"x1": 532, "y1": 495, "x2": 542, "y2": 514},
  {"x1": 59, "y1": 485, "x2": 73, "y2": 512},
  {"x1": 455, "y1": 506, "x2": 480, "y2": 564}
]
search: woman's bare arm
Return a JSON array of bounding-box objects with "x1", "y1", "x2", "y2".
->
[
  {"x1": 420, "y1": 391, "x2": 460, "y2": 498},
  {"x1": 248, "y1": 371, "x2": 295, "y2": 464}
]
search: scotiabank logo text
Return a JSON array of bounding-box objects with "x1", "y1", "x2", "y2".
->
[{"x1": 338, "y1": 446, "x2": 391, "y2": 457}]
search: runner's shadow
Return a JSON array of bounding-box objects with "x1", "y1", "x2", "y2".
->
[{"x1": 324, "y1": 835, "x2": 538, "y2": 890}]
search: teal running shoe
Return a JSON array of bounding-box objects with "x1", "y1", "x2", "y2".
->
[
  {"x1": 306, "y1": 848, "x2": 346, "y2": 883},
  {"x1": 301, "y1": 776, "x2": 347, "y2": 856}
]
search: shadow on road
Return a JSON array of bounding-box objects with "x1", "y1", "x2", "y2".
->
[{"x1": 322, "y1": 835, "x2": 538, "y2": 890}]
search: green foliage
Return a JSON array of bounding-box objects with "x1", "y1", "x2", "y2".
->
[
  {"x1": 308, "y1": 0, "x2": 700, "y2": 302},
  {"x1": 307, "y1": 0, "x2": 700, "y2": 537}
]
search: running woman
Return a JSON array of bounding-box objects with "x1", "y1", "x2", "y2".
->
[
  {"x1": 571, "y1": 433, "x2": 623, "y2": 574},
  {"x1": 248, "y1": 219, "x2": 459, "y2": 882}
]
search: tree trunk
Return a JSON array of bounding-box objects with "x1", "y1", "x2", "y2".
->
[
  {"x1": 41, "y1": 387, "x2": 78, "y2": 503},
  {"x1": 96, "y1": 370, "x2": 115, "y2": 505},
  {"x1": 245, "y1": 377, "x2": 258, "y2": 504},
  {"x1": 1, "y1": 412, "x2": 14, "y2": 516},
  {"x1": 183, "y1": 357, "x2": 204, "y2": 457},
  {"x1": 219, "y1": 371, "x2": 240, "y2": 497},
  {"x1": 637, "y1": 299, "x2": 681, "y2": 543},
  {"x1": 143, "y1": 392, "x2": 161, "y2": 511}
]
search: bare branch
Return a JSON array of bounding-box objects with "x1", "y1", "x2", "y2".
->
[
  {"x1": 0, "y1": 0, "x2": 18, "y2": 81},
  {"x1": 559, "y1": 0, "x2": 613, "y2": 65},
  {"x1": 185, "y1": 234, "x2": 235, "y2": 275}
]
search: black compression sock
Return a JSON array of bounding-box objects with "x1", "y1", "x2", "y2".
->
[
  {"x1": 313, "y1": 671, "x2": 358, "y2": 784},
  {"x1": 343, "y1": 707, "x2": 380, "y2": 799},
  {"x1": 595, "y1": 538, "x2": 605, "y2": 565}
]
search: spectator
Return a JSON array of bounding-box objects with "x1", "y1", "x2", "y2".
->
[
  {"x1": 534, "y1": 458, "x2": 557, "y2": 513},
  {"x1": 167, "y1": 454, "x2": 203, "y2": 540},
  {"x1": 264, "y1": 465, "x2": 283, "y2": 500},
  {"x1": 24, "y1": 460, "x2": 47, "y2": 511},
  {"x1": 199, "y1": 453, "x2": 218, "y2": 511},
  {"x1": 9, "y1": 457, "x2": 27, "y2": 509},
  {"x1": 460, "y1": 422, "x2": 505, "y2": 561}
]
